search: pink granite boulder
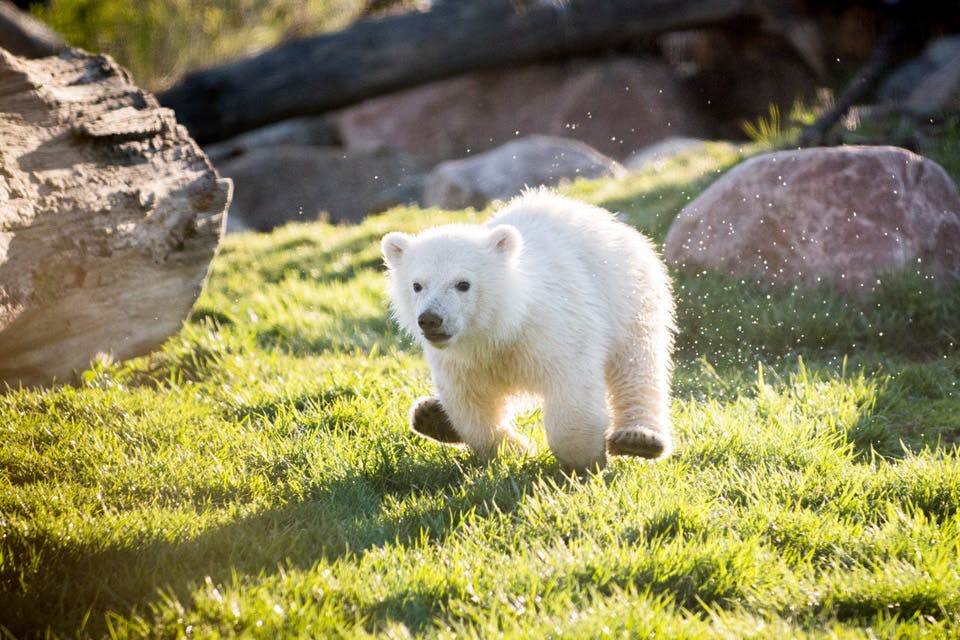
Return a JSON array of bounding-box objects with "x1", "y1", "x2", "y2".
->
[
  {"x1": 333, "y1": 56, "x2": 706, "y2": 164},
  {"x1": 664, "y1": 146, "x2": 960, "y2": 293}
]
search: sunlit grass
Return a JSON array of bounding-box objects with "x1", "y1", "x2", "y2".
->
[{"x1": 2, "y1": 143, "x2": 959, "y2": 638}]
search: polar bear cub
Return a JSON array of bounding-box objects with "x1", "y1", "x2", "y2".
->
[{"x1": 381, "y1": 189, "x2": 675, "y2": 471}]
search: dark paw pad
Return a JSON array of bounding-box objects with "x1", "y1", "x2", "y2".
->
[
  {"x1": 607, "y1": 426, "x2": 670, "y2": 459},
  {"x1": 409, "y1": 397, "x2": 463, "y2": 444}
]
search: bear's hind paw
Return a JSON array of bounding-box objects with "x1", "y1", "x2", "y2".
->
[
  {"x1": 607, "y1": 426, "x2": 671, "y2": 459},
  {"x1": 409, "y1": 396, "x2": 463, "y2": 444}
]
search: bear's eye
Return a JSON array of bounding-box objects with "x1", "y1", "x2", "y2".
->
[
  {"x1": 455, "y1": 280, "x2": 471, "y2": 292},
  {"x1": 412, "y1": 282, "x2": 423, "y2": 293}
]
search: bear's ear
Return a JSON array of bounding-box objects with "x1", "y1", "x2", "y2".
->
[
  {"x1": 488, "y1": 225, "x2": 522, "y2": 260},
  {"x1": 381, "y1": 232, "x2": 411, "y2": 268}
]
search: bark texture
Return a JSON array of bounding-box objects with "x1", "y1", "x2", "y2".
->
[
  {"x1": 159, "y1": 0, "x2": 765, "y2": 143},
  {"x1": 0, "y1": 48, "x2": 231, "y2": 388}
]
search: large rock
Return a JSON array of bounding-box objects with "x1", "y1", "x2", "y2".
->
[
  {"x1": 624, "y1": 136, "x2": 737, "y2": 172},
  {"x1": 203, "y1": 115, "x2": 339, "y2": 164},
  {"x1": 424, "y1": 136, "x2": 625, "y2": 210},
  {"x1": 905, "y1": 36, "x2": 960, "y2": 113},
  {"x1": 334, "y1": 56, "x2": 706, "y2": 164},
  {"x1": 664, "y1": 146, "x2": 960, "y2": 293},
  {"x1": 0, "y1": 48, "x2": 231, "y2": 388},
  {"x1": 217, "y1": 145, "x2": 424, "y2": 231}
]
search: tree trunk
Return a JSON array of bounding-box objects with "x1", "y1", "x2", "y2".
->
[
  {"x1": 0, "y1": 48, "x2": 231, "y2": 388},
  {"x1": 159, "y1": 0, "x2": 764, "y2": 144}
]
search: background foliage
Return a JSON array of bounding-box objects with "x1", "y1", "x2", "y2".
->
[{"x1": 32, "y1": 0, "x2": 417, "y2": 89}]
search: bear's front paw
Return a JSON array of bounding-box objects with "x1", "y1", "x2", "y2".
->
[
  {"x1": 607, "y1": 426, "x2": 671, "y2": 459},
  {"x1": 409, "y1": 396, "x2": 463, "y2": 444}
]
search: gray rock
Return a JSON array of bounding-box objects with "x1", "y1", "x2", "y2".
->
[
  {"x1": 217, "y1": 145, "x2": 424, "y2": 231},
  {"x1": 906, "y1": 53, "x2": 960, "y2": 113},
  {"x1": 878, "y1": 35, "x2": 960, "y2": 108},
  {"x1": 204, "y1": 116, "x2": 339, "y2": 164},
  {"x1": 423, "y1": 136, "x2": 625, "y2": 210},
  {"x1": 925, "y1": 35, "x2": 960, "y2": 68}
]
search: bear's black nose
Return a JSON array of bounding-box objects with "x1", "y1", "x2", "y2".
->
[{"x1": 418, "y1": 310, "x2": 443, "y2": 332}]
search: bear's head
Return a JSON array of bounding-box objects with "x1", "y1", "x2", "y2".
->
[{"x1": 381, "y1": 224, "x2": 523, "y2": 350}]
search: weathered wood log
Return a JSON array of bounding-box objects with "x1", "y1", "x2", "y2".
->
[
  {"x1": 159, "y1": 0, "x2": 766, "y2": 143},
  {"x1": 0, "y1": 48, "x2": 232, "y2": 388}
]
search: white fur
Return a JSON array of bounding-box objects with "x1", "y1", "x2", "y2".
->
[{"x1": 382, "y1": 189, "x2": 675, "y2": 470}]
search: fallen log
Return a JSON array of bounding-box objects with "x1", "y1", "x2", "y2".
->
[
  {"x1": 0, "y1": 48, "x2": 231, "y2": 388},
  {"x1": 159, "y1": 0, "x2": 766, "y2": 144},
  {"x1": 0, "y1": 1, "x2": 63, "y2": 58}
]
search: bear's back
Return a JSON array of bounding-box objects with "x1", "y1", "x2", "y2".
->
[
  {"x1": 487, "y1": 190, "x2": 670, "y2": 340},
  {"x1": 490, "y1": 190, "x2": 659, "y2": 288}
]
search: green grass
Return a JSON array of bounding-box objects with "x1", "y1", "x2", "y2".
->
[{"x1": 2, "y1": 143, "x2": 960, "y2": 638}]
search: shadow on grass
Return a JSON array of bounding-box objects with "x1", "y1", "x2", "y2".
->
[
  {"x1": 1, "y1": 453, "x2": 576, "y2": 638},
  {"x1": 845, "y1": 358, "x2": 960, "y2": 461},
  {"x1": 673, "y1": 269, "x2": 960, "y2": 461},
  {"x1": 773, "y1": 355, "x2": 960, "y2": 463},
  {"x1": 253, "y1": 309, "x2": 399, "y2": 356},
  {"x1": 241, "y1": 230, "x2": 386, "y2": 287},
  {"x1": 675, "y1": 354, "x2": 960, "y2": 478}
]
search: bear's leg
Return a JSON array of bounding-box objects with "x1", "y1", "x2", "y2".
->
[
  {"x1": 604, "y1": 345, "x2": 673, "y2": 459},
  {"x1": 438, "y1": 386, "x2": 530, "y2": 461},
  {"x1": 409, "y1": 396, "x2": 463, "y2": 444},
  {"x1": 543, "y1": 378, "x2": 609, "y2": 472}
]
